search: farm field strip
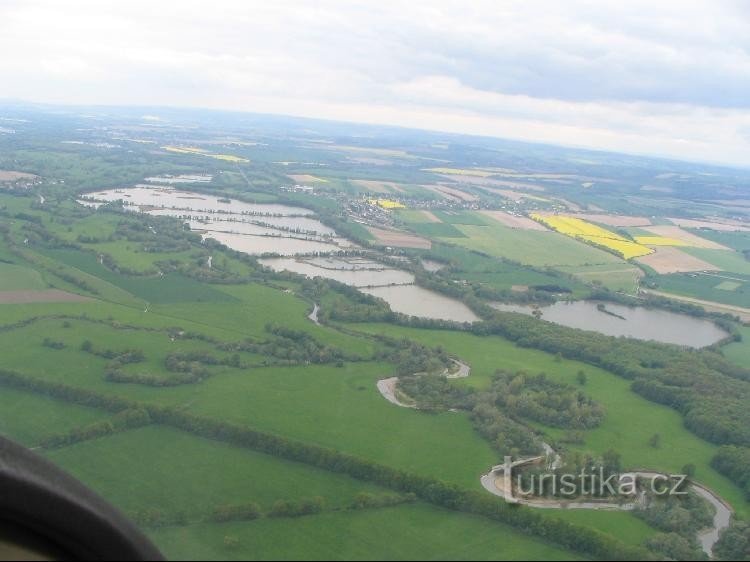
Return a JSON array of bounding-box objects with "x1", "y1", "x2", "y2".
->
[
  {"x1": 636, "y1": 246, "x2": 719, "y2": 274},
  {"x1": 570, "y1": 214, "x2": 652, "y2": 227},
  {"x1": 531, "y1": 215, "x2": 653, "y2": 260},
  {"x1": 479, "y1": 210, "x2": 549, "y2": 231},
  {"x1": 366, "y1": 226, "x2": 432, "y2": 249},
  {"x1": 642, "y1": 225, "x2": 730, "y2": 250}
]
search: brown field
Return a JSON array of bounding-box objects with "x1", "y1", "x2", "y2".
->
[
  {"x1": 636, "y1": 247, "x2": 719, "y2": 274},
  {"x1": 555, "y1": 198, "x2": 583, "y2": 212},
  {"x1": 0, "y1": 170, "x2": 39, "y2": 182},
  {"x1": 287, "y1": 174, "x2": 328, "y2": 184},
  {"x1": 668, "y1": 217, "x2": 750, "y2": 232},
  {"x1": 0, "y1": 290, "x2": 91, "y2": 304},
  {"x1": 475, "y1": 187, "x2": 549, "y2": 203},
  {"x1": 366, "y1": 227, "x2": 432, "y2": 249},
  {"x1": 349, "y1": 157, "x2": 393, "y2": 166},
  {"x1": 438, "y1": 173, "x2": 546, "y2": 192},
  {"x1": 571, "y1": 214, "x2": 652, "y2": 228},
  {"x1": 422, "y1": 184, "x2": 478, "y2": 202},
  {"x1": 642, "y1": 225, "x2": 730, "y2": 250},
  {"x1": 480, "y1": 210, "x2": 548, "y2": 231},
  {"x1": 351, "y1": 180, "x2": 404, "y2": 194},
  {"x1": 418, "y1": 210, "x2": 442, "y2": 223}
]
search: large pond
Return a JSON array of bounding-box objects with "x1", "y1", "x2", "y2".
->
[
  {"x1": 260, "y1": 257, "x2": 415, "y2": 287},
  {"x1": 79, "y1": 187, "x2": 349, "y2": 256},
  {"x1": 261, "y1": 257, "x2": 478, "y2": 323},
  {"x1": 490, "y1": 301, "x2": 729, "y2": 348},
  {"x1": 362, "y1": 285, "x2": 480, "y2": 323}
]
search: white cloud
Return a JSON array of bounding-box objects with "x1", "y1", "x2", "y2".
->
[{"x1": 0, "y1": 0, "x2": 749, "y2": 166}]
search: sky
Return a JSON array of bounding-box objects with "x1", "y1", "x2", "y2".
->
[{"x1": 1, "y1": 0, "x2": 749, "y2": 166}]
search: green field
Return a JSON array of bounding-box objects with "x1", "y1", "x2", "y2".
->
[
  {"x1": 434, "y1": 211, "x2": 491, "y2": 226},
  {"x1": 0, "y1": 262, "x2": 47, "y2": 290},
  {"x1": 683, "y1": 248, "x2": 750, "y2": 275},
  {"x1": 557, "y1": 263, "x2": 643, "y2": 293},
  {"x1": 426, "y1": 244, "x2": 588, "y2": 296},
  {"x1": 724, "y1": 327, "x2": 750, "y2": 368},
  {"x1": 649, "y1": 271, "x2": 750, "y2": 308},
  {"x1": 150, "y1": 504, "x2": 579, "y2": 561},
  {"x1": 42, "y1": 249, "x2": 238, "y2": 304},
  {"x1": 47, "y1": 426, "x2": 388, "y2": 518},
  {"x1": 690, "y1": 229, "x2": 750, "y2": 253},
  {"x1": 0, "y1": 387, "x2": 107, "y2": 446},
  {"x1": 440, "y1": 223, "x2": 624, "y2": 268}
]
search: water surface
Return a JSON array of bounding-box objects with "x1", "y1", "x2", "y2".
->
[{"x1": 490, "y1": 300, "x2": 728, "y2": 348}]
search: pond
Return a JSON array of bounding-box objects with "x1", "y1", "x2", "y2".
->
[
  {"x1": 490, "y1": 300, "x2": 729, "y2": 348},
  {"x1": 79, "y1": 186, "x2": 347, "y2": 255},
  {"x1": 260, "y1": 257, "x2": 415, "y2": 287},
  {"x1": 363, "y1": 285, "x2": 480, "y2": 324},
  {"x1": 261, "y1": 257, "x2": 478, "y2": 323}
]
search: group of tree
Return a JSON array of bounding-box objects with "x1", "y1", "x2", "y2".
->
[
  {"x1": 397, "y1": 374, "x2": 474, "y2": 411},
  {"x1": 635, "y1": 492, "x2": 713, "y2": 552},
  {"x1": 488, "y1": 371, "x2": 605, "y2": 430},
  {"x1": 40, "y1": 408, "x2": 152, "y2": 449},
  {"x1": 374, "y1": 339, "x2": 452, "y2": 378},
  {"x1": 715, "y1": 520, "x2": 750, "y2": 561},
  {"x1": 219, "y1": 324, "x2": 360, "y2": 365},
  {"x1": 712, "y1": 446, "x2": 750, "y2": 501}
]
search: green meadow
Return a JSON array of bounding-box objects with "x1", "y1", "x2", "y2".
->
[
  {"x1": 150, "y1": 504, "x2": 579, "y2": 561},
  {"x1": 47, "y1": 426, "x2": 388, "y2": 518},
  {"x1": 0, "y1": 262, "x2": 47, "y2": 290}
]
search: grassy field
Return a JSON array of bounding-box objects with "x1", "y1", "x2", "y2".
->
[
  {"x1": 426, "y1": 244, "x2": 588, "y2": 296},
  {"x1": 0, "y1": 387, "x2": 107, "y2": 446},
  {"x1": 42, "y1": 249, "x2": 236, "y2": 304},
  {"x1": 683, "y1": 247, "x2": 750, "y2": 275},
  {"x1": 724, "y1": 326, "x2": 750, "y2": 368},
  {"x1": 544, "y1": 510, "x2": 658, "y2": 546},
  {"x1": 351, "y1": 324, "x2": 749, "y2": 517},
  {"x1": 150, "y1": 504, "x2": 579, "y2": 561},
  {"x1": 47, "y1": 426, "x2": 388, "y2": 518},
  {"x1": 649, "y1": 271, "x2": 750, "y2": 308},
  {"x1": 441, "y1": 222, "x2": 624, "y2": 268},
  {"x1": 0, "y1": 315, "x2": 496, "y2": 489},
  {"x1": 0, "y1": 262, "x2": 47, "y2": 290},
  {"x1": 689, "y1": 229, "x2": 750, "y2": 252},
  {"x1": 556, "y1": 263, "x2": 643, "y2": 293}
]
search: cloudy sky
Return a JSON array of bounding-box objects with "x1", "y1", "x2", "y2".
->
[{"x1": 1, "y1": 0, "x2": 749, "y2": 166}]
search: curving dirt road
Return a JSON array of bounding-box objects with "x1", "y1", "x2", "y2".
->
[
  {"x1": 481, "y1": 465, "x2": 733, "y2": 558},
  {"x1": 376, "y1": 359, "x2": 471, "y2": 408}
]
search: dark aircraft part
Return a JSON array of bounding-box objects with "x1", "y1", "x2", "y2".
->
[{"x1": 0, "y1": 436, "x2": 164, "y2": 561}]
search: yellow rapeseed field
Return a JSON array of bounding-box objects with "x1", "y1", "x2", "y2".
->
[
  {"x1": 532, "y1": 214, "x2": 653, "y2": 260},
  {"x1": 368, "y1": 199, "x2": 406, "y2": 210},
  {"x1": 634, "y1": 236, "x2": 691, "y2": 247},
  {"x1": 163, "y1": 146, "x2": 249, "y2": 164}
]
